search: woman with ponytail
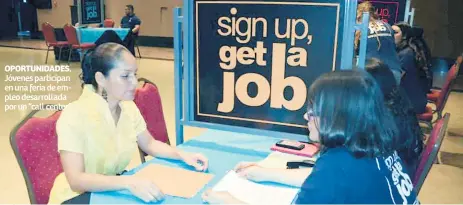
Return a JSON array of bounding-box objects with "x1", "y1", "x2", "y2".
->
[
  {"x1": 355, "y1": 1, "x2": 404, "y2": 85},
  {"x1": 48, "y1": 43, "x2": 209, "y2": 204}
]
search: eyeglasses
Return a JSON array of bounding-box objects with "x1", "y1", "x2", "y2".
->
[{"x1": 304, "y1": 109, "x2": 314, "y2": 121}]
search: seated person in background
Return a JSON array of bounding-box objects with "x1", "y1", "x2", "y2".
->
[
  {"x1": 120, "y1": 4, "x2": 141, "y2": 55},
  {"x1": 392, "y1": 22, "x2": 431, "y2": 114},
  {"x1": 393, "y1": 22, "x2": 433, "y2": 93},
  {"x1": 48, "y1": 43, "x2": 208, "y2": 204},
  {"x1": 365, "y1": 58, "x2": 424, "y2": 179},
  {"x1": 203, "y1": 70, "x2": 419, "y2": 204},
  {"x1": 355, "y1": 1, "x2": 404, "y2": 85},
  {"x1": 121, "y1": 4, "x2": 141, "y2": 35}
]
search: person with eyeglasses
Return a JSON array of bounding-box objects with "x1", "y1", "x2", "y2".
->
[{"x1": 202, "y1": 70, "x2": 419, "y2": 204}]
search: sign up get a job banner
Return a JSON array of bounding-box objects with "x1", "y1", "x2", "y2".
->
[
  {"x1": 193, "y1": 0, "x2": 346, "y2": 135},
  {"x1": 80, "y1": 0, "x2": 102, "y2": 24}
]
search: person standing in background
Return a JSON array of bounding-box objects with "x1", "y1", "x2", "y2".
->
[
  {"x1": 355, "y1": 1, "x2": 404, "y2": 85},
  {"x1": 120, "y1": 5, "x2": 141, "y2": 55}
]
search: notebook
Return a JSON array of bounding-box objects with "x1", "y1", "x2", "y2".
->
[
  {"x1": 133, "y1": 164, "x2": 214, "y2": 198},
  {"x1": 213, "y1": 171, "x2": 299, "y2": 205}
]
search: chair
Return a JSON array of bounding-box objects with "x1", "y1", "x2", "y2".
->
[
  {"x1": 10, "y1": 108, "x2": 63, "y2": 204},
  {"x1": 63, "y1": 24, "x2": 96, "y2": 63},
  {"x1": 103, "y1": 19, "x2": 115, "y2": 28},
  {"x1": 134, "y1": 78, "x2": 170, "y2": 163},
  {"x1": 413, "y1": 113, "x2": 450, "y2": 194},
  {"x1": 41, "y1": 22, "x2": 69, "y2": 64},
  {"x1": 418, "y1": 57, "x2": 460, "y2": 129}
]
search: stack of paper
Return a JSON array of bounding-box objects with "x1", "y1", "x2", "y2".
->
[{"x1": 213, "y1": 171, "x2": 299, "y2": 205}]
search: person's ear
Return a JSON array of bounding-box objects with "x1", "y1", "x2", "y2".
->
[{"x1": 95, "y1": 72, "x2": 107, "y2": 90}]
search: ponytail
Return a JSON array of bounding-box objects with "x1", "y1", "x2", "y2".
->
[
  {"x1": 79, "y1": 42, "x2": 130, "y2": 90},
  {"x1": 80, "y1": 48, "x2": 96, "y2": 87}
]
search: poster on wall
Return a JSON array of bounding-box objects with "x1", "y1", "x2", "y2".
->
[
  {"x1": 78, "y1": 0, "x2": 103, "y2": 24},
  {"x1": 359, "y1": 0, "x2": 406, "y2": 24},
  {"x1": 193, "y1": 0, "x2": 346, "y2": 135}
]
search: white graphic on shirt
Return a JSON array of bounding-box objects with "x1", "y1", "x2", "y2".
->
[
  {"x1": 385, "y1": 176, "x2": 396, "y2": 205},
  {"x1": 369, "y1": 21, "x2": 387, "y2": 35},
  {"x1": 383, "y1": 152, "x2": 414, "y2": 205}
]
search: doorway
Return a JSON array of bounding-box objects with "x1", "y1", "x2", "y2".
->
[{"x1": 17, "y1": 0, "x2": 40, "y2": 38}]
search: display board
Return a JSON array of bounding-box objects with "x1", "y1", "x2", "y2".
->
[
  {"x1": 173, "y1": 0, "x2": 369, "y2": 143},
  {"x1": 193, "y1": 0, "x2": 347, "y2": 135},
  {"x1": 358, "y1": 0, "x2": 407, "y2": 24},
  {"x1": 77, "y1": 0, "x2": 104, "y2": 25}
]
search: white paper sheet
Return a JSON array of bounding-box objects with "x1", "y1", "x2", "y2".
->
[{"x1": 213, "y1": 171, "x2": 299, "y2": 205}]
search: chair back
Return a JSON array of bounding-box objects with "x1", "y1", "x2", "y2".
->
[
  {"x1": 413, "y1": 113, "x2": 450, "y2": 194},
  {"x1": 41, "y1": 22, "x2": 57, "y2": 45},
  {"x1": 63, "y1": 24, "x2": 80, "y2": 45},
  {"x1": 435, "y1": 56, "x2": 462, "y2": 111},
  {"x1": 103, "y1": 19, "x2": 115, "y2": 28},
  {"x1": 10, "y1": 108, "x2": 63, "y2": 204},
  {"x1": 134, "y1": 78, "x2": 170, "y2": 145}
]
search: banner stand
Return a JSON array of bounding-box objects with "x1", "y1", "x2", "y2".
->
[
  {"x1": 77, "y1": 0, "x2": 104, "y2": 25},
  {"x1": 173, "y1": 0, "x2": 370, "y2": 145},
  {"x1": 404, "y1": 0, "x2": 415, "y2": 26}
]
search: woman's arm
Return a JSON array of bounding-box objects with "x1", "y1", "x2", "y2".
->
[
  {"x1": 137, "y1": 130, "x2": 208, "y2": 171},
  {"x1": 60, "y1": 151, "x2": 164, "y2": 202},
  {"x1": 60, "y1": 151, "x2": 130, "y2": 193},
  {"x1": 235, "y1": 162, "x2": 312, "y2": 188},
  {"x1": 264, "y1": 168, "x2": 312, "y2": 187},
  {"x1": 136, "y1": 130, "x2": 183, "y2": 160},
  {"x1": 201, "y1": 168, "x2": 312, "y2": 204}
]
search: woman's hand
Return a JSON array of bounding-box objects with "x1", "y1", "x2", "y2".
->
[
  {"x1": 202, "y1": 189, "x2": 244, "y2": 204},
  {"x1": 179, "y1": 151, "x2": 209, "y2": 171},
  {"x1": 233, "y1": 162, "x2": 272, "y2": 182},
  {"x1": 124, "y1": 176, "x2": 165, "y2": 203}
]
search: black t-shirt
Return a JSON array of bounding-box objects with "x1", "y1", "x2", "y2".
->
[
  {"x1": 121, "y1": 14, "x2": 141, "y2": 35},
  {"x1": 296, "y1": 148, "x2": 419, "y2": 204}
]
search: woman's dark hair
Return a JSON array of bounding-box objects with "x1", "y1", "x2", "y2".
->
[
  {"x1": 307, "y1": 70, "x2": 398, "y2": 158},
  {"x1": 365, "y1": 58, "x2": 424, "y2": 165},
  {"x1": 81, "y1": 42, "x2": 130, "y2": 89},
  {"x1": 395, "y1": 22, "x2": 433, "y2": 90},
  {"x1": 365, "y1": 58, "x2": 396, "y2": 96}
]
